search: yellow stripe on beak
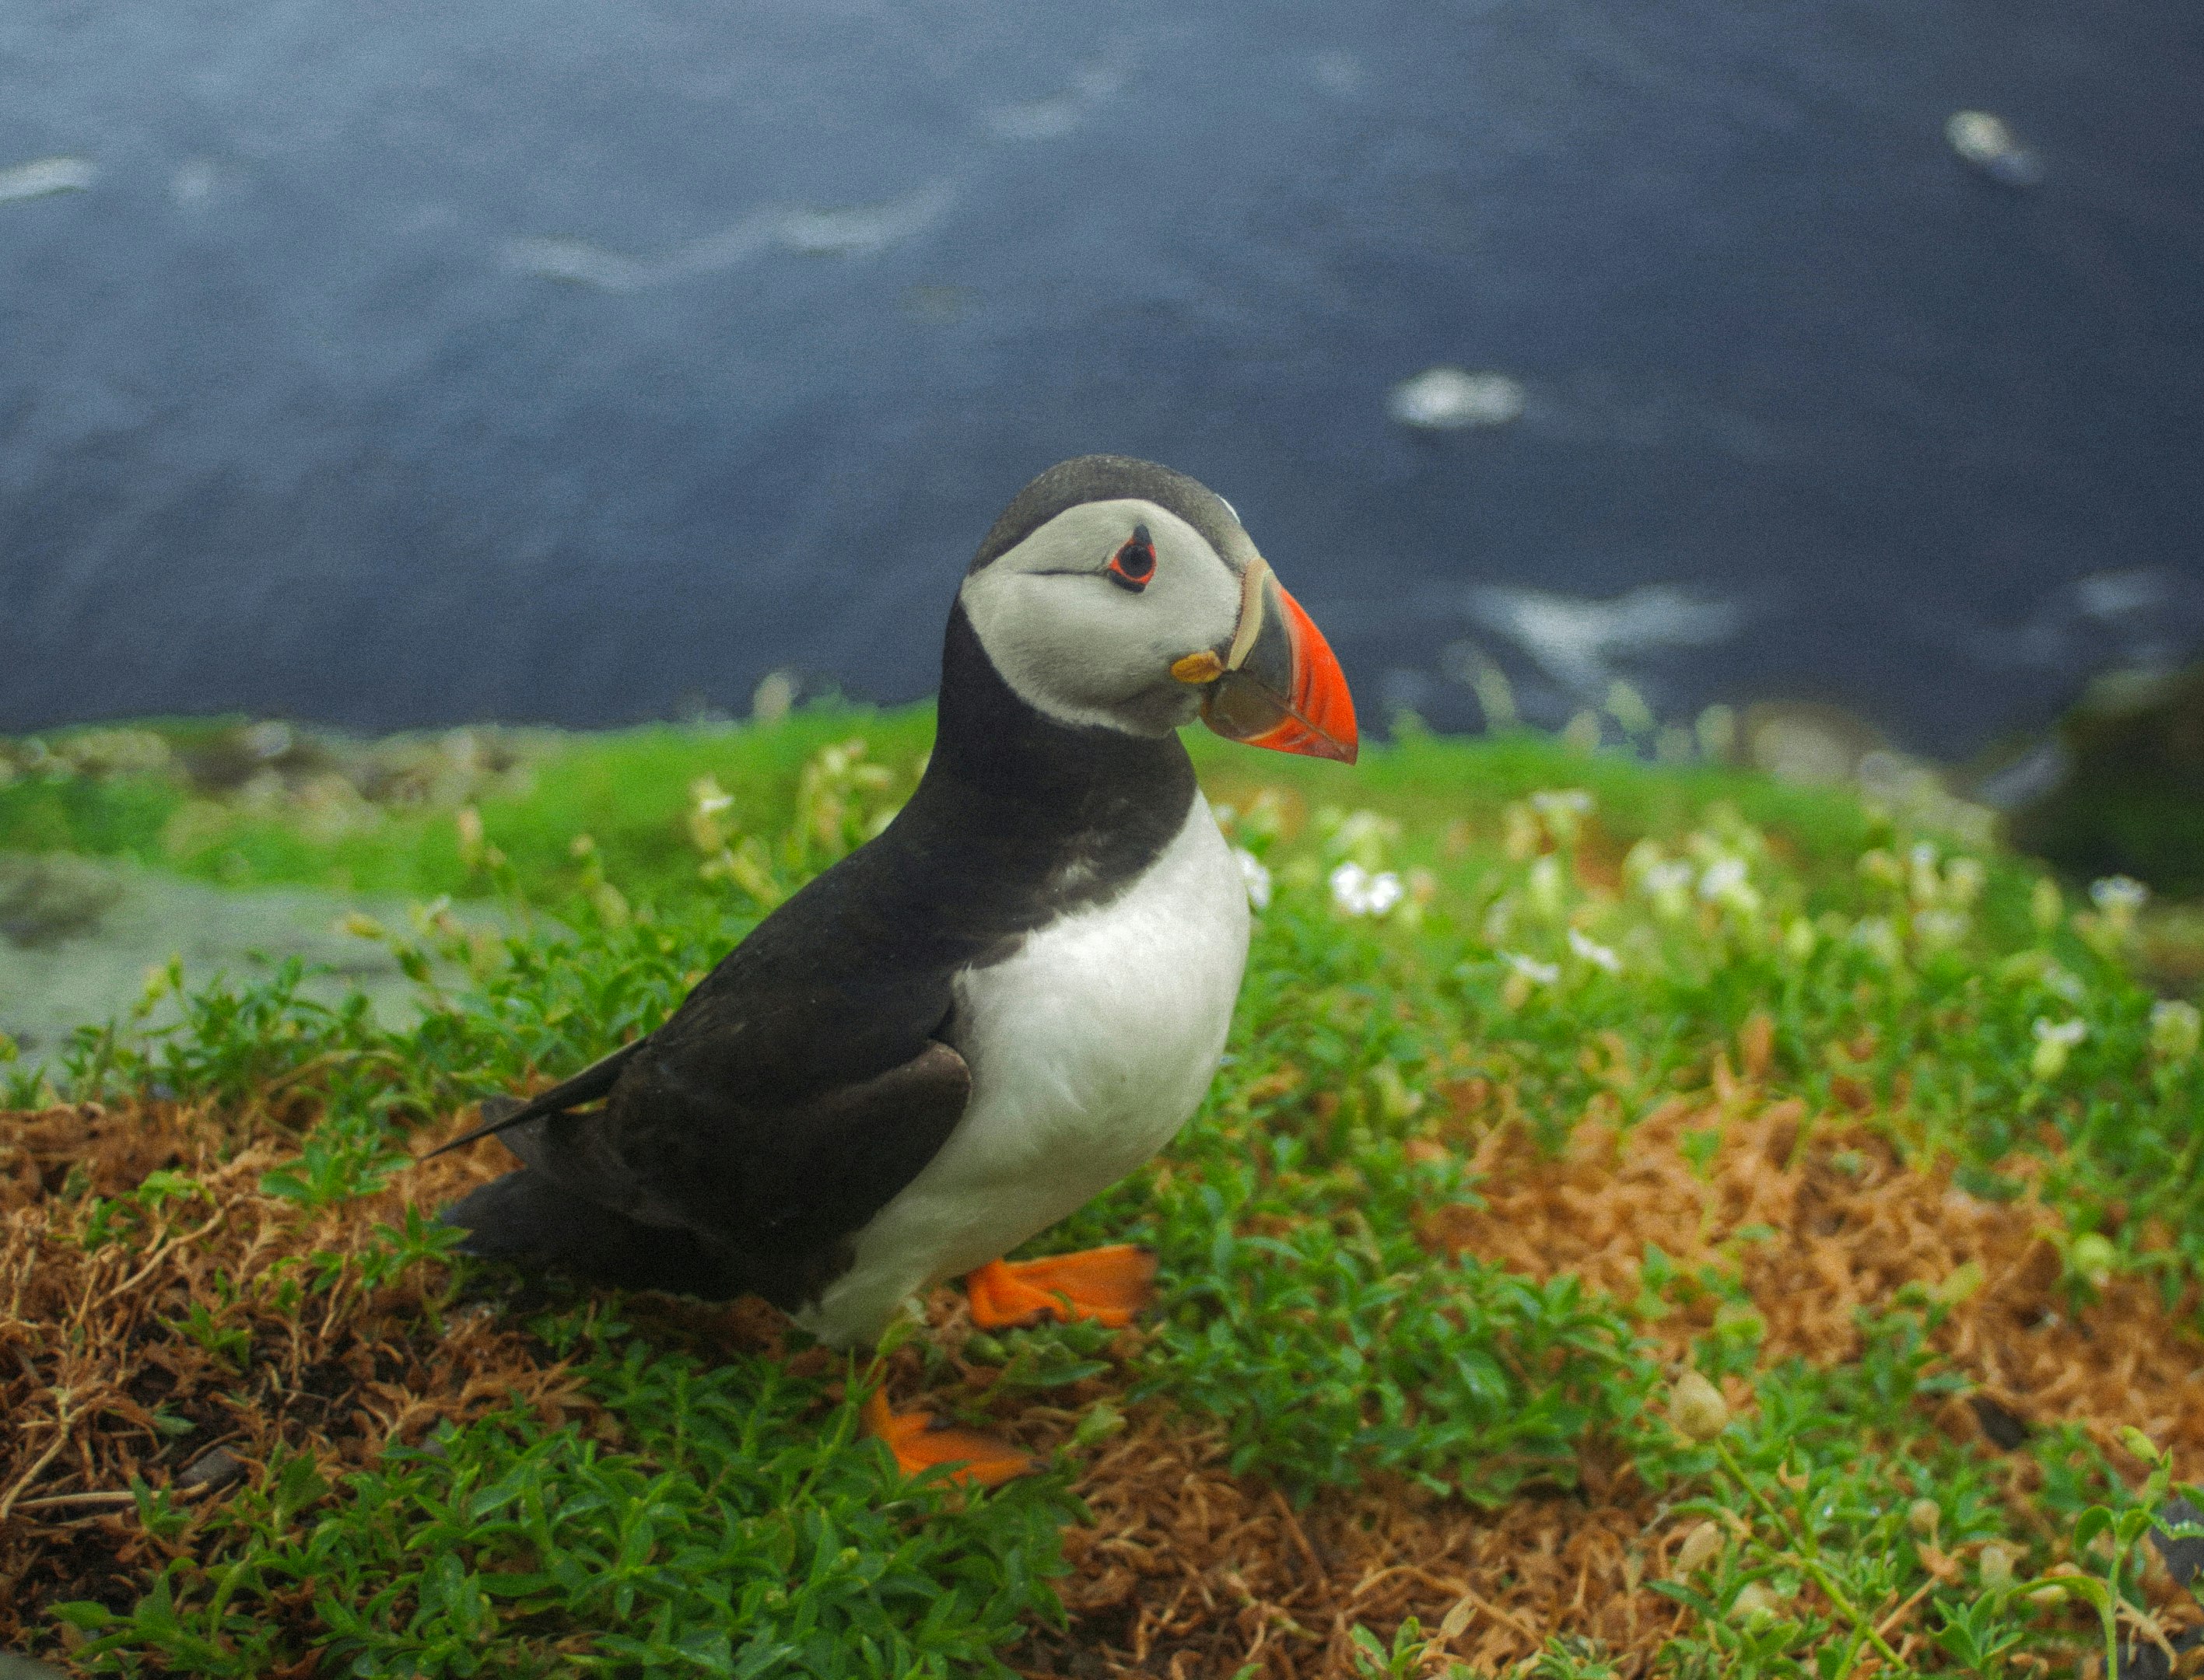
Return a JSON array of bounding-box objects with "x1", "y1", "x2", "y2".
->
[{"x1": 1225, "y1": 554, "x2": 1272, "y2": 673}]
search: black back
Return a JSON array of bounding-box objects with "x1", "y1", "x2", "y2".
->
[{"x1": 445, "y1": 572, "x2": 1200, "y2": 1310}]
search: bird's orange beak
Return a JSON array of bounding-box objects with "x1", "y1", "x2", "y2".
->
[{"x1": 1172, "y1": 556, "x2": 1358, "y2": 763}]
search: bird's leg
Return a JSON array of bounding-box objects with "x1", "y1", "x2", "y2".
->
[
  {"x1": 963, "y1": 1244, "x2": 1158, "y2": 1331},
  {"x1": 860, "y1": 1389, "x2": 1033, "y2": 1487},
  {"x1": 858, "y1": 1245, "x2": 1158, "y2": 1486}
]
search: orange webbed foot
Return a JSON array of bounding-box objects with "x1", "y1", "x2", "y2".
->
[
  {"x1": 860, "y1": 1390, "x2": 1034, "y2": 1488},
  {"x1": 962, "y1": 1244, "x2": 1159, "y2": 1331}
]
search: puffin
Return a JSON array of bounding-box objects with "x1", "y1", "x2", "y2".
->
[{"x1": 431, "y1": 455, "x2": 1357, "y2": 1482}]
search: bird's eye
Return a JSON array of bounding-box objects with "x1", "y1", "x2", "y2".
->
[{"x1": 1108, "y1": 526, "x2": 1156, "y2": 592}]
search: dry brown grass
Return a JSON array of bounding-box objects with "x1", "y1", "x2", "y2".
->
[
  {"x1": 8, "y1": 1068, "x2": 2204, "y2": 1677},
  {"x1": 0, "y1": 1100, "x2": 555, "y2": 1648},
  {"x1": 1017, "y1": 1053, "x2": 2204, "y2": 1677}
]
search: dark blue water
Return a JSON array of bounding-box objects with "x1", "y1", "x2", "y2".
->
[{"x1": 3, "y1": 0, "x2": 2200, "y2": 756}]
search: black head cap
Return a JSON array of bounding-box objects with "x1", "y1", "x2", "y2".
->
[{"x1": 967, "y1": 455, "x2": 1248, "y2": 575}]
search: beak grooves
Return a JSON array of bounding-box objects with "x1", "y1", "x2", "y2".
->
[{"x1": 1197, "y1": 561, "x2": 1358, "y2": 764}]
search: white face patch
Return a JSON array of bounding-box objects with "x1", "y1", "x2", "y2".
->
[{"x1": 959, "y1": 498, "x2": 1246, "y2": 735}]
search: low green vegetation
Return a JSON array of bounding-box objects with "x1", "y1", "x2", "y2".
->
[
  {"x1": 54, "y1": 1335, "x2": 1074, "y2": 1678},
  {"x1": 5, "y1": 708, "x2": 2202, "y2": 1676}
]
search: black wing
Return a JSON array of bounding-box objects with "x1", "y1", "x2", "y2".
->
[
  {"x1": 476, "y1": 1037, "x2": 971, "y2": 1308},
  {"x1": 438, "y1": 605, "x2": 1202, "y2": 1309},
  {"x1": 436, "y1": 824, "x2": 989, "y2": 1309}
]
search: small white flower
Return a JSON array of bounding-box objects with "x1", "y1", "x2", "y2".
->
[
  {"x1": 1327, "y1": 809, "x2": 1398, "y2": 866},
  {"x1": 1698, "y1": 857, "x2": 1746, "y2": 899},
  {"x1": 1912, "y1": 908, "x2": 1969, "y2": 950},
  {"x1": 1503, "y1": 951, "x2": 1561, "y2": 986},
  {"x1": 1527, "y1": 854, "x2": 1568, "y2": 917},
  {"x1": 1481, "y1": 894, "x2": 1516, "y2": 944},
  {"x1": 1235, "y1": 848, "x2": 1273, "y2": 912},
  {"x1": 1850, "y1": 917, "x2": 1902, "y2": 966},
  {"x1": 2090, "y1": 876, "x2": 2149, "y2": 912},
  {"x1": 695, "y1": 790, "x2": 734, "y2": 816},
  {"x1": 2090, "y1": 875, "x2": 2149, "y2": 935},
  {"x1": 2042, "y1": 964, "x2": 2087, "y2": 1005},
  {"x1": 1638, "y1": 858, "x2": 1695, "y2": 918},
  {"x1": 1908, "y1": 842, "x2": 1942, "y2": 905},
  {"x1": 2031, "y1": 1016, "x2": 2087, "y2": 1080},
  {"x1": 1330, "y1": 861, "x2": 1366, "y2": 910},
  {"x1": 1567, "y1": 927, "x2": 1621, "y2": 973},
  {"x1": 1330, "y1": 861, "x2": 1403, "y2": 917},
  {"x1": 2150, "y1": 999, "x2": 2201, "y2": 1062},
  {"x1": 1698, "y1": 856, "x2": 1760, "y2": 913}
]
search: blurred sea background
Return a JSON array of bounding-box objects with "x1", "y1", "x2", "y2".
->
[{"x1": 4, "y1": 0, "x2": 2199, "y2": 764}]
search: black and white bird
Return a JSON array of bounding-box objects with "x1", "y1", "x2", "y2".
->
[{"x1": 433, "y1": 455, "x2": 1356, "y2": 1481}]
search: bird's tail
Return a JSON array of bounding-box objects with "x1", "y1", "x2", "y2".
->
[
  {"x1": 440, "y1": 1167, "x2": 738, "y2": 1297},
  {"x1": 421, "y1": 1039, "x2": 643, "y2": 1160}
]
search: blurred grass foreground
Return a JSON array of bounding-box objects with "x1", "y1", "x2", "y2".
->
[{"x1": 2, "y1": 705, "x2": 2202, "y2": 1678}]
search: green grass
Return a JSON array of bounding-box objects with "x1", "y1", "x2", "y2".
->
[
  {"x1": 8, "y1": 708, "x2": 2204, "y2": 1676},
  {"x1": 0, "y1": 712, "x2": 939, "y2": 905},
  {"x1": 56, "y1": 1328, "x2": 1075, "y2": 1678},
  {"x1": 2, "y1": 710, "x2": 1886, "y2": 909}
]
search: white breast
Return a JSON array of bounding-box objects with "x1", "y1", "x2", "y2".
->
[{"x1": 795, "y1": 793, "x2": 1251, "y2": 1347}]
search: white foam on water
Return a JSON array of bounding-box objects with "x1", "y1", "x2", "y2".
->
[
  {"x1": 1945, "y1": 110, "x2": 2043, "y2": 187},
  {"x1": 985, "y1": 61, "x2": 1127, "y2": 140},
  {"x1": 1466, "y1": 583, "x2": 1743, "y2": 696},
  {"x1": 0, "y1": 156, "x2": 96, "y2": 205},
  {"x1": 505, "y1": 180, "x2": 958, "y2": 290},
  {"x1": 1389, "y1": 367, "x2": 1526, "y2": 429}
]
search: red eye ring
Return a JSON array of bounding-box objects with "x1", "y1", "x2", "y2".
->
[{"x1": 1109, "y1": 525, "x2": 1157, "y2": 592}]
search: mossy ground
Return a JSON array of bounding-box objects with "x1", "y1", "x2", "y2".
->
[{"x1": 2, "y1": 710, "x2": 2202, "y2": 1678}]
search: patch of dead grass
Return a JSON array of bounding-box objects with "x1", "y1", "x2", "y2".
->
[
  {"x1": 0, "y1": 1101, "x2": 562, "y2": 1647},
  {"x1": 9, "y1": 1057, "x2": 2204, "y2": 1676},
  {"x1": 1020, "y1": 1050, "x2": 2204, "y2": 1676}
]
